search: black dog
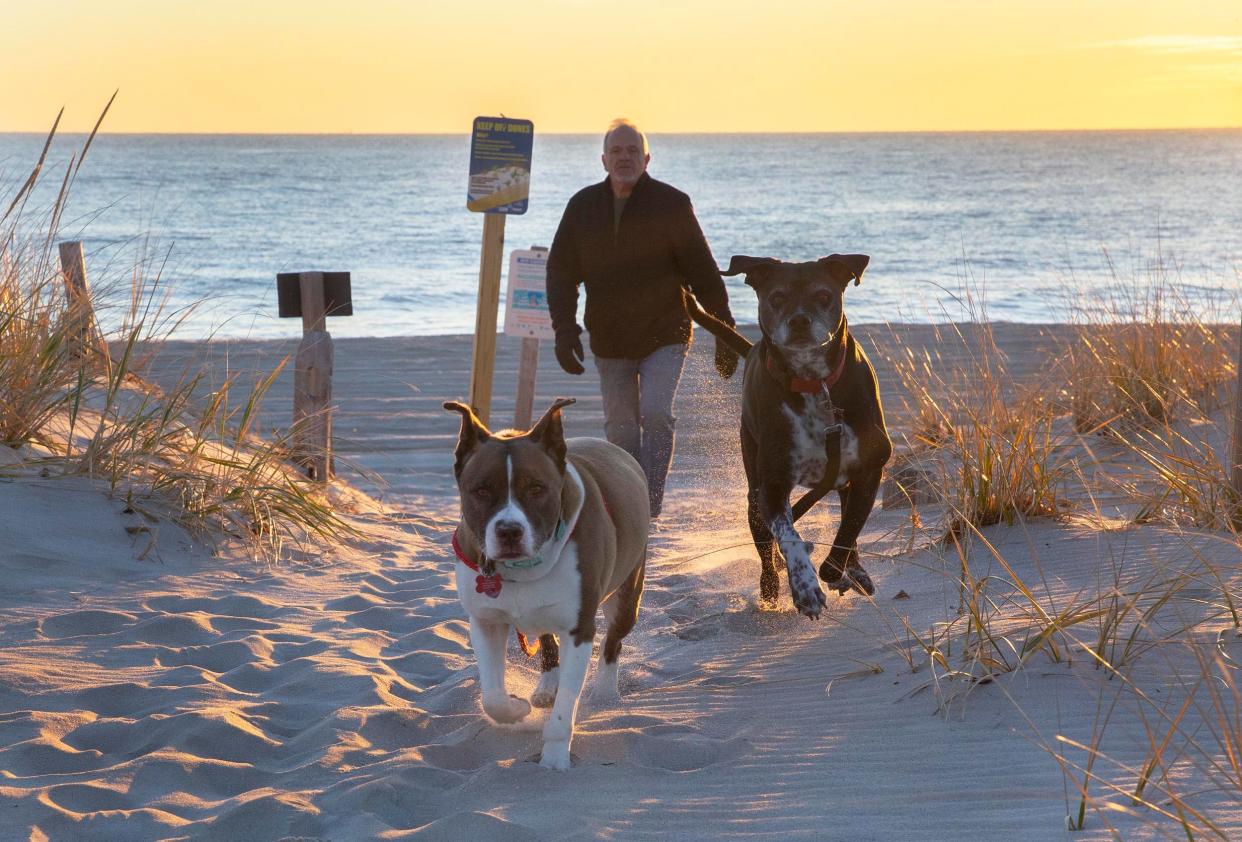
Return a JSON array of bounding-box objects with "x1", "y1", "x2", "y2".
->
[{"x1": 689, "y1": 254, "x2": 892, "y2": 618}]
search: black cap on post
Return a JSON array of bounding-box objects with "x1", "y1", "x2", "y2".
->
[{"x1": 277, "y1": 272, "x2": 353, "y2": 319}]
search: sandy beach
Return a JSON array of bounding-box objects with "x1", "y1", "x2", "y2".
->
[{"x1": 1, "y1": 324, "x2": 1240, "y2": 840}]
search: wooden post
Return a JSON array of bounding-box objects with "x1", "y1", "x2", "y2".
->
[
  {"x1": 57, "y1": 241, "x2": 111, "y2": 368},
  {"x1": 469, "y1": 213, "x2": 506, "y2": 425},
  {"x1": 1232, "y1": 318, "x2": 1242, "y2": 504},
  {"x1": 293, "y1": 272, "x2": 333, "y2": 482},
  {"x1": 513, "y1": 336, "x2": 540, "y2": 429}
]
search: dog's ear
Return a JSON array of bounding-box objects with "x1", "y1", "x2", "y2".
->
[
  {"x1": 818, "y1": 254, "x2": 870, "y2": 287},
  {"x1": 528, "y1": 397, "x2": 575, "y2": 472},
  {"x1": 444, "y1": 401, "x2": 492, "y2": 478},
  {"x1": 722, "y1": 255, "x2": 781, "y2": 288}
]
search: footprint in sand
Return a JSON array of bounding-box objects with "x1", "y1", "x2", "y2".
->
[
  {"x1": 38, "y1": 609, "x2": 137, "y2": 639},
  {"x1": 0, "y1": 740, "x2": 103, "y2": 776},
  {"x1": 146, "y1": 593, "x2": 283, "y2": 619},
  {"x1": 75, "y1": 681, "x2": 193, "y2": 718},
  {"x1": 201, "y1": 789, "x2": 325, "y2": 841},
  {"x1": 340, "y1": 605, "x2": 426, "y2": 633},
  {"x1": 383, "y1": 650, "x2": 468, "y2": 687},
  {"x1": 44, "y1": 782, "x2": 132, "y2": 813},
  {"x1": 417, "y1": 733, "x2": 519, "y2": 773},
  {"x1": 128, "y1": 613, "x2": 219, "y2": 646},
  {"x1": 126, "y1": 754, "x2": 269, "y2": 801},
  {"x1": 324, "y1": 593, "x2": 386, "y2": 612},
  {"x1": 405, "y1": 811, "x2": 542, "y2": 842},
  {"x1": 359, "y1": 571, "x2": 443, "y2": 599},
  {"x1": 673, "y1": 599, "x2": 804, "y2": 640},
  {"x1": 625, "y1": 731, "x2": 751, "y2": 772},
  {"x1": 152, "y1": 637, "x2": 272, "y2": 672}
]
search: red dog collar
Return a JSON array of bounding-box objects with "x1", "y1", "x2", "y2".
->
[{"x1": 766, "y1": 340, "x2": 848, "y2": 393}]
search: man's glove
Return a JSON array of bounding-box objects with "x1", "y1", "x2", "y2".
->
[
  {"x1": 715, "y1": 336, "x2": 739, "y2": 379},
  {"x1": 555, "y1": 326, "x2": 585, "y2": 375}
]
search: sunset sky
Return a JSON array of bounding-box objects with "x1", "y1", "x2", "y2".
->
[{"x1": 3, "y1": 0, "x2": 1239, "y2": 134}]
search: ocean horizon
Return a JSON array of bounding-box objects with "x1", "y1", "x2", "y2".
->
[{"x1": 3, "y1": 129, "x2": 1240, "y2": 339}]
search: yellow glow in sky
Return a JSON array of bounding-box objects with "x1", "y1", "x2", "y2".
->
[{"x1": 2, "y1": 0, "x2": 1239, "y2": 133}]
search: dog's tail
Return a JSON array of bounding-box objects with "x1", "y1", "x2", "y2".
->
[{"x1": 685, "y1": 291, "x2": 752, "y2": 357}]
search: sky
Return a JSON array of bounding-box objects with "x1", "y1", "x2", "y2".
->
[{"x1": 2, "y1": 0, "x2": 1240, "y2": 134}]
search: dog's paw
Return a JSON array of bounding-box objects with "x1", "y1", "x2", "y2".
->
[
  {"x1": 539, "y1": 740, "x2": 573, "y2": 771},
  {"x1": 483, "y1": 694, "x2": 531, "y2": 724},
  {"x1": 789, "y1": 580, "x2": 827, "y2": 619},
  {"x1": 786, "y1": 561, "x2": 826, "y2": 619},
  {"x1": 530, "y1": 668, "x2": 559, "y2": 708},
  {"x1": 819, "y1": 561, "x2": 876, "y2": 597}
]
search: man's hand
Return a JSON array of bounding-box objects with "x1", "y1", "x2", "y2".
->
[
  {"x1": 555, "y1": 327, "x2": 586, "y2": 375},
  {"x1": 715, "y1": 337, "x2": 739, "y2": 379}
]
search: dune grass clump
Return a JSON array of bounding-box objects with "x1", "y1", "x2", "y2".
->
[
  {"x1": 0, "y1": 260, "x2": 79, "y2": 448},
  {"x1": 2, "y1": 106, "x2": 356, "y2": 559},
  {"x1": 1060, "y1": 273, "x2": 1235, "y2": 434},
  {"x1": 887, "y1": 320, "x2": 1073, "y2": 532},
  {"x1": 890, "y1": 521, "x2": 1209, "y2": 706},
  {"x1": 1053, "y1": 270, "x2": 1240, "y2": 530}
]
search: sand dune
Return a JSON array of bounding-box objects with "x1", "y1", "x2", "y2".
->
[{"x1": 1, "y1": 327, "x2": 1239, "y2": 839}]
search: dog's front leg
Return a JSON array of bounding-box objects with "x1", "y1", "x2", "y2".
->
[
  {"x1": 821, "y1": 431, "x2": 890, "y2": 597},
  {"x1": 758, "y1": 485, "x2": 826, "y2": 618},
  {"x1": 540, "y1": 634, "x2": 593, "y2": 770},
  {"x1": 468, "y1": 616, "x2": 531, "y2": 724}
]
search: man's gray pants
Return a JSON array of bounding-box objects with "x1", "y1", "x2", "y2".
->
[{"x1": 594, "y1": 343, "x2": 689, "y2": 519}]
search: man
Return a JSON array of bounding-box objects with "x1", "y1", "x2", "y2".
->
[{"x1": 546, "y1": 118, "x2": 737, "y2": 519}]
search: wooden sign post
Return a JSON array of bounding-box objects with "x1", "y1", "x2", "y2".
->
[
  {"x1": 277, "y1": 271, "x2": 352, "y2": 482},
  {"x1": 514, "y1": 335, "x2": 540, "y2": 429},
  {"x1": 1232, "y1": 318, "x2": 1242, "y2": 518},
  {"x1": 468, "y1": 214, "x2": 506, "y2": 425},
  {"x1": 465, "y1": 116, "x2": 534, "y2": 427},
  {"x1": 57, "y1": 240, "x2": 111, "y2": 369}
]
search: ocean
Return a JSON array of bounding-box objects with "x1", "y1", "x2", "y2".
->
[{"x1": 2, "y1": 130, "x2": 1240, "y2": 339}]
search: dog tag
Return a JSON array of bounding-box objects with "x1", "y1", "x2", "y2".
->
[{"x1": 475, "y1": 574, "x2": 503, "y2": 598}]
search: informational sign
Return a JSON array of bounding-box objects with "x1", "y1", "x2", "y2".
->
[
  {"x1": 467, "y1": 117, "x2": 534, "y2": 214},
  {"x1": 503, "y1": 248, "x2": 554, "y2": 339}
]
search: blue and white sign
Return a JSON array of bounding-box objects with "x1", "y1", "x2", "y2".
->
[
  {"x1": 504, "y1": 248, "x2": 553, "y2": 339},
  {"x1": 467, "y1": 117, "x2": 534, "y2": 215}
]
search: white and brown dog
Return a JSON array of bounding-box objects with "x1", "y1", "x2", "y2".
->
[{"x1": 444, "y1": 397, "x2": 648, "y2": 770}]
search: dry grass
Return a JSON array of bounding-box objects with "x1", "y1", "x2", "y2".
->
[
  {"x1": 1, "y1": 104, "x2": 356, "y2": 559},
  {"x1": 1059, "y1": 272, "x2": 1235, "y2": 434},
  {"x1": 0, "y1": 265, "x2": 78, "y2": 447},
  {"x1": 880, "y1": 267, "x2": 1242, "y2": 835},
  {"x1": 886, "y1": 320, "x2": 1074, "y2": 532}
]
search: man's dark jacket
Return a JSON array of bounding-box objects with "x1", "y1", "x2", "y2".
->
[{"x1": 546, "y1": 173, "x2": 734, "y2": 360}]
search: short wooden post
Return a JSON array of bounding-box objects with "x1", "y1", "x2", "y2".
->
[
  {"x1": 57, "y1": 240, "x2": 110, "y2": 368},
  {"x1": 468, "y1": 213, "x2": 506, "y2": 425},
  {"x1": 513, "y1": 336, "x2": 540, "y2": 429},
  {"x1": 1231, "y1": 319, "x2": 1242, "y2": 506},
  {"x1": 293, "y1": 272, "x2": 333, "y2": 482}
]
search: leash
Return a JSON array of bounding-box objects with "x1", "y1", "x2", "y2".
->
[{"x1": 791, "y1": 389, "x2": 844, "y2": 523}]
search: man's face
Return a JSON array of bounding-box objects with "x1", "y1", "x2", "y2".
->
[{"x1": 601, "y1": 126, "x2": 650, "y2": 187}]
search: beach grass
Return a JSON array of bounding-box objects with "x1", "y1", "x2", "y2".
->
[
  {"x1": 1, "y1": 108, "x2": 356, "y2": 559},
  {"x1": 872, "y1": 272, "x2": 1241, "y2": 834}
]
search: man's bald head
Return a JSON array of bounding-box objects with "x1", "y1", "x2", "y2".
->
[
  {"x1": 602, "y1": 118, "x2": 649, "y2": 155},
  {"x1": 601, "y1": 118, "x2": 651, "y2": 197}
]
